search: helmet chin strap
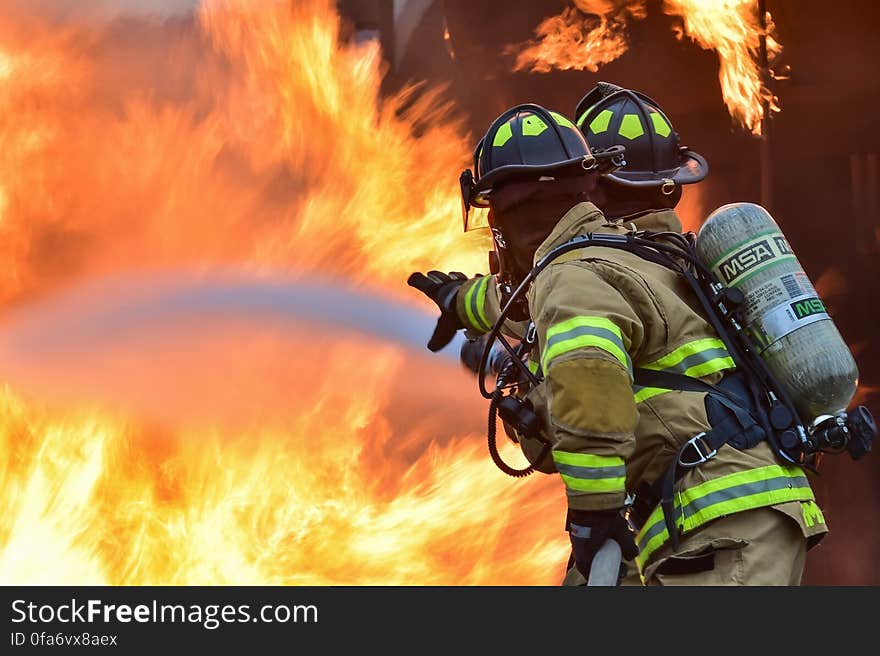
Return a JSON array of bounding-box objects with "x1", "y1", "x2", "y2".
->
[{"x1": 489, "y1": 226, "x2": 531, "y2": 322}]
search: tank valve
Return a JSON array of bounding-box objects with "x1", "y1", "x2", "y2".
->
[{"x1": 810, "y1": 407, "x2": 876, "y2": 460}]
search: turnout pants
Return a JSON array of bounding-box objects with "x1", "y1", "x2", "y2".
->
[{"x1": 562, "y1": 507, "x2": 807, "y2": 586}]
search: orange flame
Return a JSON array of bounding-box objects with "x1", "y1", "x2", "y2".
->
[
  {"x1": 0, "y1": 0, "x2": 487, "y2": 306},
  {"x1": 0, "y1": 336, "x2": 568, "y2": 585},
  {"x1": 673, "y1": 182, "x2": 707, "y2": 233},
  {"x1": 0, "y1": 48, "x2": 10, "y2": 78},
  {"x1": 664, "y1": 0, "x2": 781, "y2": 135},
  {"x1": 511, "y1": 0, "x2": 782, "y2": 134},
  {"x1": 512, "y1": 1, "x2": 646, "y2": 74},
  {"x1": 0, "y1": 0, "x2": 571, "y2": 585}
]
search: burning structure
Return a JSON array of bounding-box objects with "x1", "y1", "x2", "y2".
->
[{"x1": 0, "y1": 0, "x2": 877, "y2": 584}]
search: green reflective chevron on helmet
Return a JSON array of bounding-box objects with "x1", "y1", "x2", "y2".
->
[
  {"x1": 618, "y1": 114, "x2": 645, "y2": 140},
  {"x1": 576, "y1": 104, "x2": 596, "y2": 128},
  {"x1": 588, "y1": 109, "x2": 613, "y2": 134},
  {"x1": 522, "y1": 115, "x2": 549, "y2": 136},
  {"x1": 492, "y1": 122, "x2": 513, "y2": 148},
  {"x1": 573, "y1": 86, "x2": 708, "y2": 189},
  {"x1": 651, "y1": 112, "x2": 671, "y2": 137},
  {"x1": 550, "y1": 111, "x2": 576, "y2": 129},
  {"x1": 469, "y1": 103, "x2": 595, "y2": 213}
]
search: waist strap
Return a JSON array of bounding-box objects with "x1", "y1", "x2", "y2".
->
[{"x1": 630, "y1": 368, "x2": 766, "y2": 550}]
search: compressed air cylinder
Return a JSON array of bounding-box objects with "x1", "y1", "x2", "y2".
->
[{"x1": 695, "y1": 202, "x2": 858, "y2": 421}]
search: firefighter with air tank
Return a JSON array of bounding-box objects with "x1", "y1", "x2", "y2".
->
[{"x1": 408, "y1": 83, "x2": 874, "y2": 585}]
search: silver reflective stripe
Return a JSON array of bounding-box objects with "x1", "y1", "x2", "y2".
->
[
  {"x1": 544, "y1": 324, "x2": 631, "y2": 374},
  {"x1": 569, "y1": 524, "x2": 593, "y2": 539},
  {"x1": 556, "y1": 463, "x2": 627, "y2": 480},
  {"x1": 637, "y1": 474, "x2": 811, "y2": 550},
  {"x1": 634, "y1": 340, "x2": 735, "y2": 403},
  {"x1": 672, "y1": 347, "x2": 732, "y2": 375},
  {"x1": 680, "y1": 475, "x2": 810, "y2": 521}
]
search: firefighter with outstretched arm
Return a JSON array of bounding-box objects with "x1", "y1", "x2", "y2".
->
[{"x1": 409, "y1": 87, "x2": 836, "y2": 585}]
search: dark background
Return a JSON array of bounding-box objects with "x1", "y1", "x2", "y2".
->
[
  {"x1": 339, "y1": 0, "x2": 880, "y2": 584},
  {"x1": 0, "y1": 586, "x2": 864, "y2": 650}
]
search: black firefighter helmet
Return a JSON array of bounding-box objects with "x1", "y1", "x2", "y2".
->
[
  {"x1": 459, "y1": 103, "x2": 624, "y2": 231},
  {"x1": 574, "y1": 83, "x2": 708, "y2": 194}
]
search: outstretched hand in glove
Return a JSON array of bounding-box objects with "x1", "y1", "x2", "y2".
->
[{"x1": 407, "y1": 271, "x2": 468, "y2": 352}]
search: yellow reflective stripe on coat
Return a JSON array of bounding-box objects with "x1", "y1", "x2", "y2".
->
[
  {"x1": 542, "y1": 316, "x2": 631, "y2": 377},
  {"x1": 634, "y1": 464, "x2": 814, "y2": 572},
  {"x1": 633, "y1": 386, "x2": 668, "y2": 404},
  {"x1": 552, "y1": 451, "x2": 626, "y2": 494},
  {"x1": 632, "y1": 337, "x2": 736, "y2": 403},
  {"x1": 645, "y1": 338, "x2": 733, "y2": 374},
  {"x1": 463, "y1": 276, "x2": 492, "y2": 332},
  {"x1": 527, "y1": 358, "x2": 542, "y2": 377}
]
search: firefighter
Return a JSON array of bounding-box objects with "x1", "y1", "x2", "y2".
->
[{"x1": 409, "y1": 96, "x2": 826, "y2": 586}]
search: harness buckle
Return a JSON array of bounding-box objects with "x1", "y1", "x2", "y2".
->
[{"x1": 678, "y1": 433, "x2": 717, "y2": 468}]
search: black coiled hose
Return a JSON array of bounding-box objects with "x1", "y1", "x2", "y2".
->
[{"x1": 488, "y1": 389, "x2": 544, "y2": 478}]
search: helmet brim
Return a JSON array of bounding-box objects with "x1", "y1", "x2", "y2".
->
[
  {"x1": 470, "y1": 156, "x2": 595, "y2": 207},
  {"x1": 604, "y1": 148, "x2": 708, "y2": 188}
]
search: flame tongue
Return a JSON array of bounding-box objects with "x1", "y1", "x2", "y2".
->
[
  {"x1": 511, "y1": 1, "x2": 647, "y2": 74},
  {"x1": 664, "y1": 0, "x2": 780, "y2": 135}
]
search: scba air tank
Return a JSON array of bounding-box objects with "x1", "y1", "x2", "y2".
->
[{"x1": 695, "y1": 202, "x2": 858, "y2": 422}]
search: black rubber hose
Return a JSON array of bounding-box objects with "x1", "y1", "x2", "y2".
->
[{"x1": 488, "y1": 389, "x2": 545, "y2": 478}]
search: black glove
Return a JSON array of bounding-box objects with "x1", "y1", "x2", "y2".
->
[
  {"x1": 459, "y1": 336, "x2": 486, "y2": 375},
  {"x1": 567, "y1": 509, "x2": 638, "y2": 580},
  {"x1": 407, "y1": 270, "x2": 468, "y2": 352}
]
